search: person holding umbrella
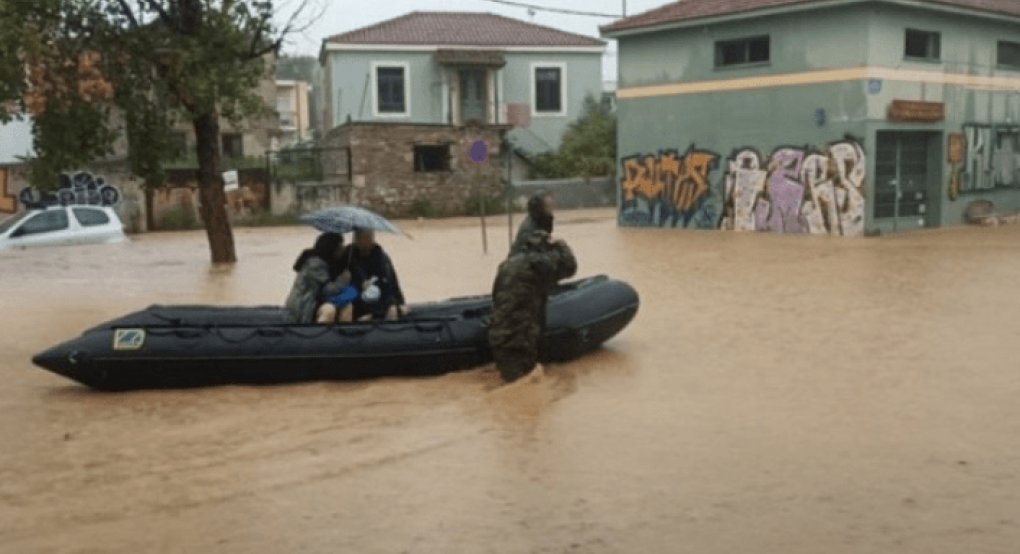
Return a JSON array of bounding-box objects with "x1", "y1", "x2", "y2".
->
[
  {"x1": 342, "y1": 227, "x2": 408, "y2": 321},
  {"x1": 300, "y1": 205, "x2": 412, "y2": 322}
]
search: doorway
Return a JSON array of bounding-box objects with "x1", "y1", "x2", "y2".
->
[
  {"x1": 874, "y1": 131, "x2": 942, "y2": 232},
  {"x1": 459, "y1": 69, "x2": 487, "y2": 124}
]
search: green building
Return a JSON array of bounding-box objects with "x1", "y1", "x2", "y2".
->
[{"x1": 600, "y1": 0, "x2": 1020, "y2": 234}]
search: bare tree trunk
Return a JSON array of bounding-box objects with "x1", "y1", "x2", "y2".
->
[{"x1": 194, "y1": 111, "x2": 236, "y2": 263}]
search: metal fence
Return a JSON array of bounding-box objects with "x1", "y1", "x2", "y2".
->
[{"x1": 267, "y1": 147, "x2": 350, "y2": 184}]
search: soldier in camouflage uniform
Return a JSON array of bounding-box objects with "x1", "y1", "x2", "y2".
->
[
  {"x1": 509, "y1": 192, "x2": 555, "y2": 257},
  {"x1": 488, "y1": 229, "x2": 577, "y2": 383}
]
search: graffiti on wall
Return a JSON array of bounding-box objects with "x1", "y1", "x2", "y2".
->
[
  {"x1": 719, "y1": 140, "x2": 867, "y2": 236},
  {"x1": 619, "y1": 138, "x2": 868, "y2": 236},
  {"x1": 619, "y1": 147, "x2": 721, "y2": 228},
  {"x1": 0, "y1": 168, "x2": 14, "y2": 213},
  {"x1": 949, "y1": 124, "x2": 1020, "y2": 199},
  {"x1": 19, "y1": 171, "x2": 121, "y2": 208}
]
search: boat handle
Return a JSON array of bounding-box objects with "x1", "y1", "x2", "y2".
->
[
  {"x1": 415, "y1": 322, "x2": 444, "y2": 333},
  {"x1": 336, "y1": 326, "x2": 371, "y2": 337},
  {"x1": 174, "y1": 329, "x2": 204, "y2": 339},
  {"x1": 256, "y1": 328, "x2": 285, "y2": 337}
]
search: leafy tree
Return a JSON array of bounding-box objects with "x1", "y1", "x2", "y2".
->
[
  {"x1": 530, "y1": 93, "x2": 616, "y2": 179},
  {"x1": 0, "y1": 0, "x2": 315, "y2": 263}
]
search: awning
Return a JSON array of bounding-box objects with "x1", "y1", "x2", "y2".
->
[{"x1": 434, "y1": 49, "x2": 506, "y2": 67}]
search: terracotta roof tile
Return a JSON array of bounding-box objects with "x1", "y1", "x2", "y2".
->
[
  {"x1": 327, "y1": 11, "x2": 605, "y2": 47},
  {"x1": 600, "y1": 0, "x2": 1020, "y2": 34}
]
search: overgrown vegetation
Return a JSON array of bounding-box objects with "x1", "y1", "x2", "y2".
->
[
  {"x1": 235, "y1": 209, "x2": 302, "y2": 227},
  {"x1": 158, "y1": 206, "x2": 202, "y2": 231},
  {"x1": 530, "y1": 93, "x2": 616, "y2": 179}
]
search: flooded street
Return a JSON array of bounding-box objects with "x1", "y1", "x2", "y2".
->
[{"x1": 2, "y1": 208, "x2": 1019, "y2": 553}]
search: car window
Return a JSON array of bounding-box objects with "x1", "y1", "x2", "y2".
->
[
  {"x1": 73, "y1": 208, "x2": 111, "y2": 227},
  {"x1": 16, "y1": 210, "x2": 70, "y2": 236},
  {"x1": 0, "y1": 211, "x2": 32, "y2": 235}
]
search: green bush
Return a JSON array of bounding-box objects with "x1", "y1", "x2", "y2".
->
[
  {"x1": 408, "y1": 199, "x2": 436, "y2": 218},
  {"x1": 159, "y1": 206, "x2": 202, "y2": 231},
  {"x1": 464, "y1": 189, "x2": 513, "y2": 216},
  {"x1": 235, "y1": 210, "x2": 302, "y2": 227}
]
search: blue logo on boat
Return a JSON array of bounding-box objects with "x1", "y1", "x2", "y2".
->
[{"x1": 113, "y1": 329, "x2": 146, "y2": 350}]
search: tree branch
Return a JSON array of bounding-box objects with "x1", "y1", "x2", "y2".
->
[
  {"x1": 114, "y1": 0, "x2": 140, "y2": 28},
  {"x1": 141, "y1": 0, "x2": 174, "y2": 29}
]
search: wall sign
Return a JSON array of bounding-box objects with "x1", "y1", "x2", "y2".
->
[
  {"x1": 868, "y1": 79, "x2": 882, "y2": 95},
  {"x1": 887, "y1": 100, "x2": 944, "y2": 122}
]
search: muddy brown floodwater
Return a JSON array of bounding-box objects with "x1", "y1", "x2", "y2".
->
[{"x1": 1, "y1": 208, "x2": 1019, "y2": 553}]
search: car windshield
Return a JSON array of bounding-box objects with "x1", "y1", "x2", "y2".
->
[{"x1": 0, "y1": 211, "x2": 32, "y2": 235}]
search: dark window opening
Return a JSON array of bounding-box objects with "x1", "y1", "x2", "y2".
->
[
  {"x1": 72, "y1": 208, "x2": 110, "y2": 227},
  {"x1": 998, "y1": 41, "x2": 1020, "y2": 68},
  {"x1": 414, "y1": 145, "x2": 450, "y2": 172},
  {"x1": 905, "y1": 29, "x2": 940, "y2": 60},
  {"x1": 715, "y1": 36, "x2": 770, "y2": 67},
  {"x1": 535, "y1": 67, "x2": 562, "y2": 113},
  {"x1": 222, "y1": 133, "x2": 243, "y2": 159},
  {"x1": 377, "y1": 67, "x2": 406, "y2": 113},
  {"x1": 17, "y1": 210, "x2": 69, "y2": 236}
]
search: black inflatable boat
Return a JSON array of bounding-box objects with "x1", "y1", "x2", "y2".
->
[{"x1": 32, "y1": 275, "x2": 639, "y2": 390}]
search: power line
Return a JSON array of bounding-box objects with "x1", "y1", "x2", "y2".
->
[{"x1": 476, "y1": 0, "x2": 622, "y2": 18}]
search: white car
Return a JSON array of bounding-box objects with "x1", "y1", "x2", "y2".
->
[{"x1": 0, "y1": 205, "x2": 127, "y2": 249}]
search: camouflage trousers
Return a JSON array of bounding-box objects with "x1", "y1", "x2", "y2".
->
[{"x1": 492, "y1": 345, "x2": 539, "y2": 383}]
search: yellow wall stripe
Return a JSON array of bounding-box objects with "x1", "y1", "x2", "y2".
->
[{"x1": 616, "y1": 66, "x2": 1020, "y2": 99}]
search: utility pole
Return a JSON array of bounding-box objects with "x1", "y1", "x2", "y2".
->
[{"x1": 623, "y1": 0, "x2": 626, "y2": 17}]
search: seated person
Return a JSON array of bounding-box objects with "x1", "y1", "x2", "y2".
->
[
  {"x1": 342, "y1": 228, "x2": 408, "y2": 321},
  {"x1": 284, "y1": 232, "x2": 355, "y2": 323}
]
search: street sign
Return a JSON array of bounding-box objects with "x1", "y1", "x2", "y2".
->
[{"x1": 223, "y1": 170, "x2": 239, "y2": 192}]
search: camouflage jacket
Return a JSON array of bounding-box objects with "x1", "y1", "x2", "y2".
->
[
  {"x1": 509, "y1": 216, "x2": 540, "y2": 258},
  {"x1": 283, "y1": 256, "x2": 350, "y2": 323},
  {"x1": 488, "y1": 233, "x2": 577, "y2": 351}
]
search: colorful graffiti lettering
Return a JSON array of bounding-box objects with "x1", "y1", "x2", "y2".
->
[
  {"x1": 721, "y1": 140, "x2": 866, "y2": 236},
  {"x1": 621, "y1": 138, "x2": 867, "y2": 236},
  {"x1": 620, "y1": 147, "x2": 719, "y2": 227},
  {"x1": 952, "y1": 124, "x2": 1020, "y2": 198},
  {"x1": 0, "y1": 168, "x2": 14, "y2": 214}
]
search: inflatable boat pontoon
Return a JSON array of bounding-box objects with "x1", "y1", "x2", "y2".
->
[{"x1": 32, "y1": 274, "x2": 639, "y2": 390}]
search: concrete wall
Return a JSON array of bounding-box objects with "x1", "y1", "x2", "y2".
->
[
  {"x1": 866, "y1": 4, "x2": 1020, "y2": 229},
  {"x1": 612, "y1": 3, "x2": 1020, "y2": 234},
  {"x1": 0, "y1": 163, "x2": 148, "y2": 233}
]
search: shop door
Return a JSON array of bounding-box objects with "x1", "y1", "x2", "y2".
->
[{"x1": 874, "y1": 132, "x2": 939, "y2": 232}]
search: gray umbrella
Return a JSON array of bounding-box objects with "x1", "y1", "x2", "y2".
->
[{"x1": 300, "y1": 205, "x2": 411, "y2": 238}]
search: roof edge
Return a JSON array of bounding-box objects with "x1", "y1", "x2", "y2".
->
[
  {"x1": 600, "y1": 0, "x2": 1020, "y2": 38},
  {"x1": 322, "y1": 43, "x2": 606, "y2": 53}
]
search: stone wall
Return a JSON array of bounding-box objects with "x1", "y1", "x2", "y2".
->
[
  {"x1": 327, "y1": 122, "x2": 510, "y2": 217},
  {"x1": 148, "y1": 168, "x2": 270, "y2": 230}
]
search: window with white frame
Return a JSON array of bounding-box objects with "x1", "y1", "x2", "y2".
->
[
  {"x1": 373, "y1": 63, "x2": 409, "y2": 116},
  {"x1": 532, "y1": 63, "x2": 566, "y2": 116}
]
